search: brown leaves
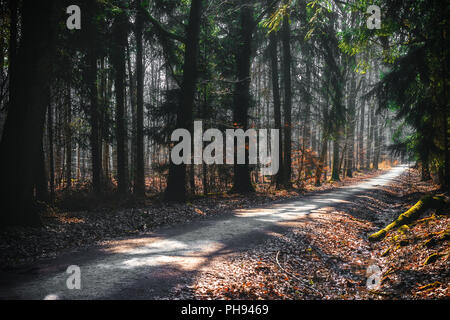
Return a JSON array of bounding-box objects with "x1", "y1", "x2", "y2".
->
[
  {"x1": 165, "y1": 168, "x2": 448, "y2": 300},
  {"x1": 194, "y1": 208, "x2": 205, "y2": 215},
  {"x1": 369, "y1": 169, "x2": 449, "y2": 299}
]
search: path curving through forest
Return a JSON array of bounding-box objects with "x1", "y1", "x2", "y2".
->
[{"x1": 0, "y1": 166, "x2": 408, "y2": 300}]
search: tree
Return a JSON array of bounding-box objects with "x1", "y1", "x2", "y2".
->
[
  {"x1": 281, "y1": 1, "x2": 292, "y2": 188},
  {"x1": 111, "y1": 2, "x2": 130, "y2": 195},
  {"x1": 229, "y1": 2, "x2": 256, "y2": 194},
  {"x1": 345, "y1": 69, "x2": 358, "y2": 177},
  {"x1": 85, "y1": 0, "x2": 103, "y2": 195},
  {"x1": 339, "y1": 0, "x2": 449, "y2": 187},
  {"x1": 134, "y1": 0, "x2": 145, "y2": 197},
  {"x1": 164, "y1": 0, "x2": 203, "y2": 201},
  {"x1": 0, "y1": 1, "x2": 60, "y2": 227},
  {"x1": 268, "y1": 28, "x2": 284, "y2": 188}
]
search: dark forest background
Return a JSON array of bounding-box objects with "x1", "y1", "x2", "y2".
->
[{"x1": 0, "y1": 0, "x2": 448, "y2": 227}]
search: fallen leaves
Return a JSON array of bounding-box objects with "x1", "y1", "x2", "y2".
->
[{"x1": 164, "y1": 168, "x2": 448, "y2": 300}]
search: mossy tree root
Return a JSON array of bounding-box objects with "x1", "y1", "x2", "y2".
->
[{"x1": 369, "y1": 195, "x2": 446, "y2": 242}]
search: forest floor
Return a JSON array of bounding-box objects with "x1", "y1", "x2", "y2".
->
[
  {"x1": 0, "y1": 166, "x2": 448, "y2": 300},
  {"x1": 0, "y1": 169, "x2": 387, "y2": 269},
  {"x1": 168, "y1": 168, "x2": 449, "y2": 300}
]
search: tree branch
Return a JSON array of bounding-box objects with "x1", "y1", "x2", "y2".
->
[
  {"x1": 143, "y1": 10, "x2": 186, "y2": 43},
  {"x1": 252, "y1": 0, "x2": 281, "y2": 31}
]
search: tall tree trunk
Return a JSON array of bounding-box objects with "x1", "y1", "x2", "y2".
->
[
  {"x1": 442, "y1": 28, "x2": 449, "y2": 188},
  {"x1": 346, "y1": 74, "x2": 357, "y2": 177},
  {"x1": 444, "y1": 105, "x2": 449, "y2": 188},
  {"x1": 281, "y1": 9, "x2": 292, "y2": 188},
  {"x1": 134, "y1": 0, "x2": 145, "y2": 197},
  {"x1": 189, "y1": 165, "x2": 196, "y2": 195},
  {"x1": 339, "y1": 138, "x2": 347, "y2": 176},
  {"x1": 7, "y1": 0, "x2": 17, "y2": 106},
  {"x1": 421, "y1": 159, "x2": 431, "y2": 181},
  {"x1": 47, "y1": 93, "x2": 55, "y2": 201},
  {"x1": 202, "y1": 163, "x2": 208, "y2": 195},
  {"x1": 126, "y1": 43, "x2": 137, "y2": 184},
  {"x1": 103, "y1": 141, "x2": 110, "y2": 183},
  {"x1": 86, "y1": 1, "x2": 102, "y2": 194},
  {"x1": 165, "y1": 0, "x2": 203, "y2": 201},
  {"x1": 303, "y1": 65, "x2": 312, "y2": 179},
  {"x1": 315, "y1": 137, "x2": 328, "y2": 186},
  {"x1": 268, "y1": 29, "x2": 284, "y2": 189},
  {"x1": 99, "y1": 58, "x2": 108, "y2": 184},
  {"x1": 55, "y1": 109, "x2": 63, "y2": 188},
  {"x1": 331, "y1": 135, "x2": 340, "y2": 181},
  {"x1": 65, "y1": 83, "x2": 72, "y2": 189},
  {"x1": 35, "y1": 138, "x2": 49, "y2": 203},
  {"x1": 112, "y1": 7, "x2": 129, "y2": 195},
  {"x1": 315, "y1": 82, "x2": 331, "y2": 186},
  {"x1": 373, "y1": 114, "x2": 380, "y2": 170},
  {"x1": 366, "y1": 105, "x2": 373, "y2": 169},
  {"x1": 0, "y1": 1, "x2": 58, "y2": 227},
  {"x1": 358, "y1": 99, "x2": 365, "y2": 170},
  {"x1": 301, "y1": 1, "x2": 312, "y2": 179},
  {"x1": 229, "y1": 2, "x2": 255, "y2": 194},
  {"x1": 77, "y1": 144, "x2": 81, "y2": 181}
]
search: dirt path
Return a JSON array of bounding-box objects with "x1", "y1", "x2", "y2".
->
[{"x1": 0, "y1": 166, "x2": 408, "y2": 300}]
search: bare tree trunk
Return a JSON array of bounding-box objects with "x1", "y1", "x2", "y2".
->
[
  {"x1": 366, "y1": 105, "x2": 374, "y2": 169},
  {"x1": 35, "y1": 138, "x2": 49, "y2": 202},
  {"x1": 0, "y1": 0, "x2": 58, "y2": 226},
  {"x1": 126, "y1": 43, "x2": 137, "y2": 185},
  {"x1": 134, "y1": 0, "x2": 145, "y2": 197},
  {"x1": 228, "y1": 2, "x2": 255, "y2": 194},
  {"x1": 86, "y1": 1, "x2": 102, "y2": 194},
  {"x1": 373, "y1": 114, "x2": 380, "y2": 170},
  {"x1": 65, "y1": 83, "x2": 72, "y2": 189},
  {"x1": 268, "y1": 28, "x2": 284, "y2": 188},
  {"x1": 331, "y1": 136, "x2": 340, "y2": 181},
  {"x1": 315, "y1": 136, "x2": 328, "y2": 186},
  {"x1": 112, "y1": 7, "x2": 129, "y2": 195},
  {"x1": 358, "y1": 100, "x2": 365, "y2": 170},
  {"x1": 346, "y1": 74, "x2": 357, "y2": 177},
  {"x1": 165, "y1": 0, "x2": 203, "y2": 200},
  {"x1": 282, "y1": 8, "x2": 292, "y2": 188},
  {"x1": 47, "y1": 91, "x2": 55, "y2": 201},
  {"x1": 77, "y1": 144, "x2": 81, "y2": 181}
]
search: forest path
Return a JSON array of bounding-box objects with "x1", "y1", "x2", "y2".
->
[{"x1": 0, "y1": 166, "x2": 408, "y2": 299}]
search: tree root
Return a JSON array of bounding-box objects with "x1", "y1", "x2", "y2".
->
[
  {"x1": 369, "y1": 195, "x2": 446, "y2": 242},
  {"x1": 423, "y1": 253, "x2": 442, "y2": 265},
  {"x1": 416, "y1": 281, "x2": 441, "y2": 292}
]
